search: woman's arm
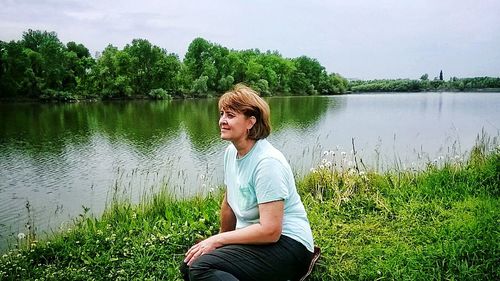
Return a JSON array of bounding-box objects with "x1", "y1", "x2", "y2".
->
[
  {"x1": 217, "y1": 200, "x2": 284, "y2": 244},
  {"x1": 220, "y1": 192, "x2": 236, "y2": 233},
  {"x1": 185, "y1": 200, "x2": 284, "y2": 265}
]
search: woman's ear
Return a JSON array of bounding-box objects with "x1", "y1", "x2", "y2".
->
[{"x1": 248, "y1": 116, "x2": 257, "y2": 129}]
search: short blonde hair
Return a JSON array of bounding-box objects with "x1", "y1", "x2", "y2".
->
[{"x1": 218, "y1": 84, "x2": 271, "y2": 140}]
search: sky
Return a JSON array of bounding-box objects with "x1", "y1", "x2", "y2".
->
[{"x1": 1, "y1": 0, "x2": 499, "y2": 80}]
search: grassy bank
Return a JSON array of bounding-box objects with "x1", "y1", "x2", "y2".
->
[{"x1": 1, "y1": 144, "x2": 499, "y2": 280}]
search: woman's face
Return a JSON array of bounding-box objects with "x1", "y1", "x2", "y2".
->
[{"x1": 219, "y1": 108, "x2": 255, "y2": 142}]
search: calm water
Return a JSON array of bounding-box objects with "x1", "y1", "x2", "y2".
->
[{"x1": 0, "y1": 92, "x2": 499, "y2": 249}]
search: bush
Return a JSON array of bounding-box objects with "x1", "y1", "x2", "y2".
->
[
  {"x1": 252, "y1": 79, "x2": 271, "y2": 96},
  {"x1": 148, "y1": 88, "x2": 172, "y2": 100},
  {"x1": 40, "y1": 89, "x2": 78, "y2": 101}
]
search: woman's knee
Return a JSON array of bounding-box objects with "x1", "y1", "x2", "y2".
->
[
  {"x1": 188, "y1": 256, "x2": 211, "y2": 279},
  {"x1": 180, "y1": 259, "x2": 211, "y2": 281}
]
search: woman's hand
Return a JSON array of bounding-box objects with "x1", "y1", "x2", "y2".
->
[{"x1": 184, "y1": 235, "x2": 223, "y2": 266}]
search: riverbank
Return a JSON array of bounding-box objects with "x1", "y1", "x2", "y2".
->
[
  {"x1": 2, "y1": 88, "x2": 500, "y2": 103},
  {"x1": 0, "y1": 142, "x2": 499, "y2": 280}
]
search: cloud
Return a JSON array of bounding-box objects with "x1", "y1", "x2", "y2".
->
[{"x1": 1, "y1": 0, "x2": 499, "y2": 79}]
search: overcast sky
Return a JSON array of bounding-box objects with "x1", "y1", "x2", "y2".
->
[{"x1": 1, "y1": 0, "x2": 499, "y2": 79}]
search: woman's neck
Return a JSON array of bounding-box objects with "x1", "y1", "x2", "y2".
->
[{"x1": 234, "y1": 138, "x2": 256, "y2": 158}]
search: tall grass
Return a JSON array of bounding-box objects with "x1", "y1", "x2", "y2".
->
[
  {"x1": 300, "y1": 138, "x2": 499, "y2": 280},
  {"x1": 0, "y1": 141, "x2": 498, "y2": 280}
]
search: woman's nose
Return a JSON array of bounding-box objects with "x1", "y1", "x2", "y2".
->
[{"x1": 219, "y1": 116, "x2": 226, "y2": 126}]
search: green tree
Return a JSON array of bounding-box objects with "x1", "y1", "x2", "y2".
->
[
  {"x1": 191, "y1": 75, "x2": 208, "y2": 97},
  {"x1": 218, "y1": 75, "x2": 234, "y2": 92},
  {"x1": 154, "y1": 53, "x2": 181, "y2": 95},
  {"x1": 124, "y1": 39, "x2": 167, "y2": 95},
  {"x1": 291, "y1": 56, "x2": 326, "y2": 95},
  {"x1": 23, "y1": 30, "x2": 68, "y2": 92},
  {"x1": 65, "y1": 41, "x2": 94, "y2": 93},
  {"x1": 86, "y1": 45, "x2": 132, "y2": 98},
  {"x1": 184, "y1": 38, "x2": 232, "y2": 94},
  {"x1": 261, "y1": 53, "x2": 295, "y2": 94},
  {"x1": 319, "y1": 73, "x2": 349, "y2": 94},
  {"x1": 245, "y1": 59, "x2": 264, "y2": 83},
  {"x1": 252, "y1": 79, "x2": 271, "y2": 96},
  {"x1": 0, "y1": 41, "x2": 31, "y2": 97},
  {"x1": 184, "y1": 38, "x2": 212, "y2": 80}
]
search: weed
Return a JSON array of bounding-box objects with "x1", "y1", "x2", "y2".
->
[{"x1": 0, "y1": 142, "x2": 498, "y2": 280}]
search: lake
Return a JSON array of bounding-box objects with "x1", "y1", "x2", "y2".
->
[{"x1": 0, "y1": 92, "x2": 499, "y2": 249}]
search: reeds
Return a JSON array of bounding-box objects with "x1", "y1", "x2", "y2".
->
[{"x1": 0, "y1": 138, "x2": 498, "y2": 280}]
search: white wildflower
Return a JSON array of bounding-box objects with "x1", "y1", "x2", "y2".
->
[
  {"x1": 199, "y1": 174, "x2": 206, "y2": 180},
  {"x1": 321, "y1": 158, "x2": 328, "y2": 164},
  {"x1": 209, "y1": 187, "x2": 215, "y2": 193},
  {"x1": 325, "y1": 161, "x2": 332, "y2": 168},
  {"x1": 341, "y1": 151, "x2": 347, "y2": 157},
  {"x1": 329, "y1": 150, "x2": 335, "y2": 156},
  {"x1": 319, "y1": 164, "x2": 325, "y2": 169},
  {"x1": 17, "y1": 233, "x2": 25, "y2": 240}
]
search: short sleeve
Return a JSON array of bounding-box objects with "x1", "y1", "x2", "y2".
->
[{"x1": 253, "y1": 157, "x2": 289, "y2": 204}]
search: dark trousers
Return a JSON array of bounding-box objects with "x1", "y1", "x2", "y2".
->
[{"x1": 180, "y1": 235, "x2": 313, "y2": 281}]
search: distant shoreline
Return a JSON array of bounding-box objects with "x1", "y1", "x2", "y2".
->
[{"x1": 2, "y1": 88, "x2": 500, "y2": 103}]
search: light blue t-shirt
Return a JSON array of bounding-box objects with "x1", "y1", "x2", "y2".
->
[{"x1": 223, "y1": 139, "x2": 314, "y2": 252}]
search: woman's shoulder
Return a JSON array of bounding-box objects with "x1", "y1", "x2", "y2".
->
[{"x1": 255, "y1": 139, "x2": 287, "y2": 163}]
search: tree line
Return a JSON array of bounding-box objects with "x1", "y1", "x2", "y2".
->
[
  {"x1": 349, "y1": 75, "x2": 500, "y2": 93},
  {"x1": 0, "y1": 29, "x2": 348, "y2": 101},
  {"x1": 2, "y1": 30, "x2": 499, "y2": 101}
]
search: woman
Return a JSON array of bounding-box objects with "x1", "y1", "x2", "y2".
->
[{"x1": 181, "y1": 84, "x2": 314, "y2": 281}]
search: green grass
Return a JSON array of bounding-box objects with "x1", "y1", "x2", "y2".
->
[{"x1": 0, "y1": 145, "x2": 499, "y2": 280}]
